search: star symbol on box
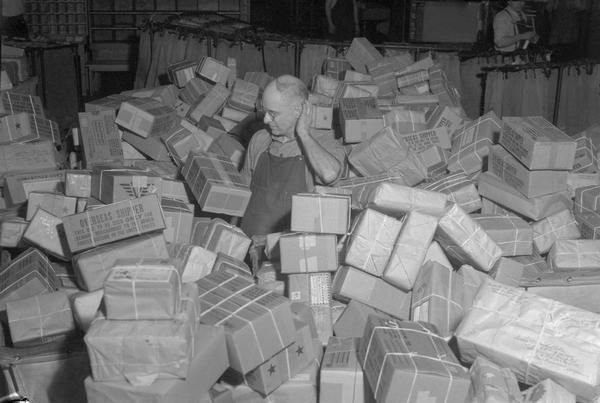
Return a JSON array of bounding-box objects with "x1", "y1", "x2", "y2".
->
[
  {"x1": 15, "y1": 123, "x2": 21, "y2": 129},
  {"x1": 296, "y1": 346, "x2": 304, "y2": 356},
  {"x1": 268, "y1": 364, "x2": 276, "y2": 376}
]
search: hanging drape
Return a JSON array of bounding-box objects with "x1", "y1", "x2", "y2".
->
[{"x1": 555, "y1": 64, "x2": 600, "y2": 134}]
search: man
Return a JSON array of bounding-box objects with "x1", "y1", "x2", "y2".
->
[
  {"x1": 325, "y1": 0, "x2": 360, "y2": 41},
  {"x1": 240, "y1": 75, "x2": 345, "y2": 237},
  {"x1": 1, "y1": 0, "x2": 28, "y2": 39},
  {"x1": 494, "y1": 1, "x2": 538, "y2": 53}
]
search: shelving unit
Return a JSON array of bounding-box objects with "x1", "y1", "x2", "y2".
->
[{"x1": 23, "y1": 0, "x2": 88, "y2": 40}]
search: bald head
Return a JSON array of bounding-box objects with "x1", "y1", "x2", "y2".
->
[{"x1": 264, "y1": 75, "x2": 308, "y2": 108}]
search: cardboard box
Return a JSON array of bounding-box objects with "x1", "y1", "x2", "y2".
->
[
  {"x1": 71, "y1": 289, "x2": 104, "y2": 332},
  {"x1": 243, "y1": 71, "x2": 273, "y2": 91},
  {"x1": 574, "y1": 185, "x2": 600, "y2": 214},
  {"x1": 84, "y1": 324, "x2": 227, "y2": 403},
  {"x1": 571, "y1": 134, "x2": 598, "y2": 173},
  {"x1": 514, "y1": 252, "x2": 551, "y2": 279},
  {"x1": 522, "y1": 379, "x2": 576, "y2": 403},
  {"x1": 245, "y1": 320, "x2": 316, "y2": 396},
  {"x1": 65, "y1": 170, "x2": 92, "y2": 198},
  {"x1": 359, "y1": 316, "x2": 470, "y2": 403},
  {"x1": 399, "y1": 127, "x2": 451, "y2": 154},
  {"x1": 90, "y1": 168, "x2": 162, "y2": 204},
  {"x1": 478, "y1": 172, "x2": 572, "y2": 221},
  {"x1": 436, "y1": 204, "x2": 503, "y2": 272},
  {"x1": 190, "y1": 216, "x2": 212, "y2": 245},
  {"x1": 500, "y1": 116, "x2": 576, "y2": 170},
  {"x1": 333, "y1": 300, "x2": 392, "y2": 338},
  {"x1": 115, "y1": 98, "x2": 177, "y2": 138},
  {"x1": 167, "y1": 242, "x2": 216, "y2": 283},
  {"x1": 411, "y1": 261, "x2": 464, "y2": 338},
  {"x1": 420, "y1": 171, "x2": 481, "y2": 213},
  {"x1": 548, "y1": 239, "x2": 600, "y2": 271},
  {"x1": 471, "y1": 213, "x2": 533, "y2": 257},
  {"x1": 162, "y1": 119, "x2": 217, "y2": 166},
  {"x1": 339, "y1": 97, "x2": 384, "y2": 144},
  {"x1": 79, "y1": 110, "x2": 124, "y2": 168},
  {"x1": 396, "y1": 69, "x2": 429, "y2": 89},
  {"x1": 220, "y1": 105, "x2": 249, "y2": 122},
  {"x1": 123, "y1": 85, "x2": 179, "y2": 107},
  {"x1": 455, "y1": 279, "x2": 600, "y2": 402},
  {"x1": 0, "y1": 248, "x2": 59, "y2": 311},
  {"x1": 345, "y1": 38, "x2": 383, "y2": 74},
  {"x1": 576, "y1": 211, "x2": 600, "y2": 240},
  {"x1": 200, "y1": 218, "x2": 251, "y2": 261},
  {"x1": 4, "y1": 169, "x2": 64, "y2": 206},
  {"x1": 229, "y1": 79, "x2": 259, "y2": 112},
  {"x1": 161, "y1": 179, "x2": 193, "y2": 204},
  {"x1": 287, "y1": 272, "x2": 332, "y2": 306},
  {"x1": 413, "y1": 145, "x2": 448, "y2": 179},
  {"x1": 332, "y1": 266, "x2": 411, "y2": 319},
  {"x1": 426, "y1": 105, "x2": 466, "y2": 136},
  {"x1": 311, "y1": 75, "x2": 339, "y2": 98},
  {"x1": 336, "y1": 81, "x2": 379, "y2": 101},
  {"x1": 310, "y1": 102, "x2": 333, "y2": 130},
  {"x1": 207, "y1": 132, "x2": 245, "y2": 170},
  {"x1": 84, "y1": 94, "x2": 133, "y2": 114},
  {"x1": 121, "y1": 130, "x2": 171, "y2": 161},
  {"x1": 196, "y1": 57, "x2": 231, "y2": 86},
  {"x1": 469, "y1": 356, "x2": 522, "y2": 403},
  {"x1": 186, "y1": 84, "x2": 230, "y2": 124},
  {"x1": 457, "y1": 264, "x2": 488, "y2": 312},
  {"x1": 290, "y1": 193, "x2": 350, "y2": 235},
  {"x1": 85, "y1": 299, "x2": 197, "y2": 383},
  {"x1": 104, "y1": 258, "x2": 180, "y2": 320},
  {"x1": 567, "y1": 172, "x2": 600, "y2": 199},
  {"x1": 280, "y1": 233, "x2": 337, "y2": 273},
  {"x1": 0, "y1": 140, "x2": 59, "y2": 180},
  {"x1": 324, "y1": 57, "x2": 353, "y2": 80},
  {"x1": 181, "y1": 152, "x2": 251, "y2": 217},
  {"x1": 197, "y1": 271, "x2": 296, "y2": 374},
  {"x1": 532, "y1": 209, "x2": 580, "y2": 254},
  {"x1": 424, "y1": 240, "x2": 453, "y2": 270},
  {"x1": 179, "y1": 77, "x2": 213, "y2": 105},
  {"x1": 7, "y1": 290, "x2": 75, "y2": 344},
  {"x1": 62, "y1": 194, "x2": 165, "y2": 253},
  {"x1": 161, "y1": 198, "x2": 193, "y2": 244},
  {"x1": 320, "y1": 337, "x2": 369, "y2": 403},
  {"x1": 361, "y1": 182, "x2": 448, "y2": 218},
  {"x1": 368, "y1": 54, "x2": 413, "y2": 96},
  {"x1": 26, "y1": 192, "x2": 77, "y2": 221},
  {"x1": 447, "y1": 111, "x2": 502, "y2": 174},
  {"x1": 74, "y1": 233, "x2": 169, "y2": 292},
  {"x1": 344, "y1": 209, "x2": 402, "y2": 277},
  {"x1": 489, "y1": 145, "x2": 568, "y2": 198},
  {"x1": 0, "y1": 91, "x2": 44, "y2": 116},
  {"x1": 383, "y1": 108, "x2": 427, "y2": 135},
  {"x1": 383, "y1": 211, "x2": 438, "y2": 290},
  {"x1": 0, "y1": 216, "x2": 27, "y2": 247},
  {"x1": 167, "y1": 60, "x2": 199, "y2": 88},
  {"x1": 24, "y1": 209, "x2": 70, "y2": 261},
  {"x1": 0, "y1": 113, "x2": 58, "y2": 144},
  {"x1": 212, "y1": 252, "x2": 253, "y2": 279}
]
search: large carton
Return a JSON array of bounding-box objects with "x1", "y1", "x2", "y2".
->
[
  {"x1": 65, "y1": 170, "x2": 92, "y2": 198},
  {"x1": 115, "y1": 98, "x2": 177, "y2": 138},
  {"x1": 181, "y1": 152, "x2": 251, "y2": 217},
  {"x1": 345, "y1": 38, "x2": 383, "y2": 74},
  {"x1": 6, "y1": 290, "x2": 76, "y2": 345},
  {"x1": 291, "y1": 193, "x2": 350, "y2": 235},
  {"x1": 383, "y1": 108, "x2": 427, "y2": 135},
  {"x1": 161, "y1": 198, "x2": 194, "y2": 244},
  {"x1": 576, "y1": 211, "x2": 600, "y2": 240},
  {"x1": 162, "y1": 119, "x2": 217, "y2": 166},
  {"x1": 73, "y1": 233, "x2": 169, "y2": 292},
  {"x1": 359, "y1": 316, "x2": 470, "y2": 403},
  {"x1": 280, "y1": 233, "x2": 337, "y2": 273},
  {"x1": 84, "y1": 324, "x2": 227, "y2": 403},
  {"x1": 229, "y1": 79, "x2": 259, "y2": 112},
  {"x1": 186, "y1": 84, "x2": 230, "y2": 124},
  {"x1": 0, "y1": 113, "x2": 58, "y2": 144},
  {"x1": 197, "y1": 271, "x2": 296, "y2": 374},
  {"x1": 333, "y1": 300, "x2": 391, "y2": 338},
  {"x1": 121, "y1": 130, "x2": 171, "y2": 161},
  {"x1": 26, "y1": 192, "x2": 77, "y2": 221},
  {"x1": 547, "y1": 239, "x2": 600, "y2": 271},
  {"x1": 455, "y1": 279, "x2": 600, "y2": 402},
  {"x1": 436, "y1": 204, "x2": 503, "y2": 272},
  {"x1": 332, "y1": 266, "x2": 411, "y2": 319},
  {"x1": 0, "y1": 216, "x2": 27, "y2": 248},
  {"x1": 24, "y1": 209, "x2": 71, "y2": 261},
  {"x1": 361, "y1": 182, "x2": 448, "y2": 218},
  {"x1": 344, "y1": 209, "x2": 402, "y2": 277},
  {"x1": 500, "y1": 116, "x2": 576, "y2": 170},
  {"x1": 207, "y1": 132, "x2": 245, "y2": 170},
  {"x1": 179, "y1": 77, "x2": 213, "y2": 104},
  {"x1": 399, "y1": 127, "x2": 451, "y2": 153},
  {"x1": 104, "y1": 258, "x2": 181, "y2": 320},
  {"x1": 196, "y1": 57, "x2": 231, "y2": 86},
  {"x1": 0, "y1": 140, "x2": 59, "y2": 179},
  {"x1": 79, "y1": 110, "x2": 124, "y2": 168},
  {"x1": 212, "y1": 252, "x2": 253, "y2": 279},
  {"x1": 383, "y1": 211, "x2": 438, "y2": 290},
  {"x1": 320, "y1": 337, "x2": 370, "y2": 403},
  {"x1": 0, "y1": 91, "x2": 44, "y2": 116},
  {"x1": 200, "y1": 218, "x2": 251, "y2": 261},
  {"x1": 411, "y1": 261, "x2": 464, "y2": 338},
  {"x1": 420, "y1": 171, "x2": 481, "y2": 213},
  {"x1": 471, "y1": 213, "x2": 533, "y2": 257},
  {"x1": 478, "y1": 172, "x2": 571, "y2": 221},
  {"x1": 287, "y1": 272, "x2": 332, "y2": 306},
  {"x1": 91, "y1": 168, "x2": 162, "y2": 204},
  {"x1": 4, "y1": 169, "x2": 64, "y2": 206},
  {"x1": 168, "y1": 242, "x2": 216, "y2": 283},
  {"x1": 489, "y1": 144, "x2": 568, "y2": 198},
  {"x1": 574, "y1": 185, "x2": 600, "y2": 214},
  {"x1": 167, "y1": 60, "x2": 199, "y2": 88},
  {"x1": 62, "y1": 194, "x2": 165, "y2": 253},
  {"x1": 532, "y1": 209, "x2": 580, "y2": 254},
  {"x1": 368, "y1": 54, "x2": 413, "y2": 96},
  {"x1": 339, "y1": 97, "x2": 384, "y2": 144}
]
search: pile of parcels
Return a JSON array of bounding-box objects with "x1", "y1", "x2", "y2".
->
[
  {"x1": 0, "y1": 36, "x2": 600, "y2": 402},
  {"x1": 1, "y1": 44, "x2": 36, "y2": 94}
]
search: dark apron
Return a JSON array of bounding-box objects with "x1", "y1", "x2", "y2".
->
[
  {"x1": 241, "y1": 150, "x2": 308, "y2": 237},
  {"x1": 331, "y1": 0, "x2": 355, "y2": 41},
  {"x1": 508, "y1": 10, "x2": 533, "y2": 50}
]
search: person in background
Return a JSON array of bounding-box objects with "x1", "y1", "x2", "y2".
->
[
  {"x1": 0, "y1": 0, "x2": 29, "y2": 40},
  {"x1": 240, "y1": 75, "x2": 345, "y2": 238},
  {"x1": 326, "y1": 0, "x2": 360, "y2": 41},
  {"x1": 494, "y1": 0, "x2": 538, "y2": 53}
]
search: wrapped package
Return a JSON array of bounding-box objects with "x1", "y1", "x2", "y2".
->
[
  {"x1": 121, "y1": 130, "x2": 171, "y2": 161},
  {"x1": 500, "y1": 116, "x2": 576, "y2": 170},
  {"x1": 0, "y1": 113, "x2": 58, "y2": 144},
  {"x1": 383, "y1": 211, "x2": 438, "y2": 290},
  {"x1": 197, "y1": 271, "x2": 296, "y2": 374},
  {"x1": 23, "y1": 208, "x2": 70, "y2": 261},
  {"x1": 361, "y1": 182, "x2": 448, "y2": 218},
  {"x1": 78, "y1": 110, "x2": 124, "y2": 168},
  {"x1": 471, "y1": 213, "x2": 533, "y2": 257},
  {"x1": 532, "y1": 209, "x2": 581, "y2": 254},
  {"x1": 333, "y1": 300, "x2": 391, "y2": 338},
  {"x1": 0, "y1": 91, "x2": 44, "y2": 116},
  {"x1": 291, "y1": 193, "x2": 350, "y2": 235},
  {"x1": 168, "y1": 242, "x2": 217, "y2": 283},
  {"x1": 287, "y1": 272, "x2": 331, "y2": 307},
  {"x1": 196, "y1": 56, "x2": 231, "y2": 85},
  {"x1": 424, "y1": 240, "x2": 453, "y2": 269},
  {"x1": 567, "y1": 173, "x2": 600, "y2": 199},
  {"x1": 547, "y1": 240, "x2": 600, "y2": 271},
  {"x1": 0, "y1": 216, "x2": 27, "y2": 248},
  {"x1": 181, "y1": 152, "x2": 251, "y2": 217},
  {"x1": 85, "y1": 94, "x2": 133, "y2": 113},
  {"x1": 522, "y1": 379, "x2": 576, "y2": 403},
  {"x1": 186, "y1": 84, "x2": 230, "y2": 124},
  {"x1": 212, "y1": 252, "x2": 253, "y2": 279},
  {"x1": 323, "y1": 57, "x2": 352, "y2": 80},
  {"x1": 0, "y1": 140, "x2": 59, "y2": 179},
  {"x1": 383, "y1": 108, "x2": 427, "y2": 135},
  {"x1": 435, "y1": 204, "x2": 503, "y2": 272},
  {"x1": 90, "y1": 168, "x2": 162, "y2": 204},
  {"x1": 115, "y1": 98, "x2": 177, "y2": 138},
  {"x1": 358, "y1": 316, "x2": 470, "y2": 403},
  {"x1": 411, "y1": 261, "x2": 464, "y2": 338},
  {"x1": 339, "y1": 97, "x2": 384, "y2": 143},
  {"x1": 468, "y1": 356, "x2": 522, "y2": 403},
  {"x1": 489, "y1": 257, "x2": 524, "y2": 288},
  {"x1": 179, "y1": 77, "x2": 212, "y2": 104},
  {"x1": 515, "y1": 252, "x2": 552, "y2": 279},
  {"x1": 162, "y1": 120, "x2": 217, "y2": 166},
  {"x1": 65, "y1": 170, "x2": 92, "y2": 198},
  {"x1": 399, "y1": 127, "x2": 451, "y2": 153},
  {"x1": 62, "y1": 194, "x2": 166, "y2": 253},
  {"x1": 574, "y1": 185, "x2": 600, "y2": 214},
  {"x1": 229, "y1": 79, "x2": 259, "y2": 112},
  {"x1": 344, "y1": 209, "x2": 403, "y2": 277},
  {"x1": 71, "y1": 289, "x2": 104, "y2": 332},
  {"x1": 332, "y1": 266, "x2": 411, "y2": 319},
  {"x1": 280, "y1": 233, "x2": 337, "y2": 274},
  {"x1": 207, "y1": 132, "x2": 245, "y2": 170},
  {"x1": 4, "y1": 169, "x2": 65, "y2": 206},
  {"x1": 576, "y1": 211, "x2": 600, "y2": 240},
  {"x1": 426, "y1": 105, "x2": 466, "y2": 137},
  {"x1": 161, "y1": 198, "x2": 194, "y2": 244},
  {"x1": 455, "y1": 279, "x2": 600, "y2": 402},
  {"x1": 419, "y1": 171, "x2": 481, "y2": 213},
  {"x1": 167, "y1": 60, "x2": 199, "y2": 88},
  {"x1": 345, "y1": 38, "x2": 383, "y2": 74},
  {"x1": 104, "y1": 258, "x2": 181, "y2": 320},
  {"x1": 200, "y1": 218, "x2": 251, "y2": 261},
  {"x1": 368, "y1": 54, "x2": 413, "y2": 96},
  {"x1": 85, "y1": 291, "x2": 197, "y2": 384},
  {"x1": 6, "y1": 290, "x2": 76, "y2": 345},
  {"x1": 320, "y1": 337, "x2": 369, "y2": 403},
  {"x1": 478, "y1": 172, "x2": 571, "y2": 221},
  {"x1": 571, "y1": 133, "x2": 599, "y2": 173},
  {"x1": 73, "y1": 233, "x2": 169, "y2": 292},
  {"x1": 190, "y1": 217, "x2": 212, "y2": 245},
  {"x1": 458, "y1": 264, "x2": 488, "y2": 312},
  {"x1": 25, "y1": 192, "x2": 77, "y2": 221}
]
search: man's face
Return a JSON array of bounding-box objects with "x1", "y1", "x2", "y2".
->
[
  {"x1": 508, "y1": 1, "x2": 525, "y2": 12},
  {"x1": 262, "y1": 85, "x2": 300, "y2": 139}
]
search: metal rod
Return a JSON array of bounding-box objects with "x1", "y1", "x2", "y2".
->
[{"x1": 552, "y1": 66, "x2": 564, "y2": 125}]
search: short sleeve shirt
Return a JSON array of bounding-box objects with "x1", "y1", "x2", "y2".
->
[{"x1": 494, "y1": 7, "x2": 523, "y2": 52}]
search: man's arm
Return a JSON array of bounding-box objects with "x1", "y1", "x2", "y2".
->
[
  {"x1": 494, "y1": 12, "x2": 535, "y2": 48},
  {"x1": 295, "y1": 102, "x2": 342, "y2": 185},
  {"x1": 325, "y1": 0, "x2": 336, "y2": 34}
]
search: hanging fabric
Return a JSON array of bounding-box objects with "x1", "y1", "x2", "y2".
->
[
  {"x1": 134, "y1": 29, "x2": 152, "y2": 89},
  {"x1": 556, "y1": 64, "x2": 600, "y2": 134},
  {"x1": 213, "y1": 39, "x2": 263, "y2": 77},
  {"x1": 299, "y1": 44, "x2": 336, "y2": 84}
]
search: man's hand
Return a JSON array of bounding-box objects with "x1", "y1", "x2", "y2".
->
[
  {"x1": 295, "y1": 101, "x2": 312, "y2": 138},
  {"x1": 519, "y1": 31, "x2": 536, "y2": 41},
  {"x1": 328, "y1": 23, "x2": 336, "y2": 35}
]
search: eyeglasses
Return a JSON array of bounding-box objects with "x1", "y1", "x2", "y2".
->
[{"x1": 263, "y1": 108, "x2": 285, "y2": 120}]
